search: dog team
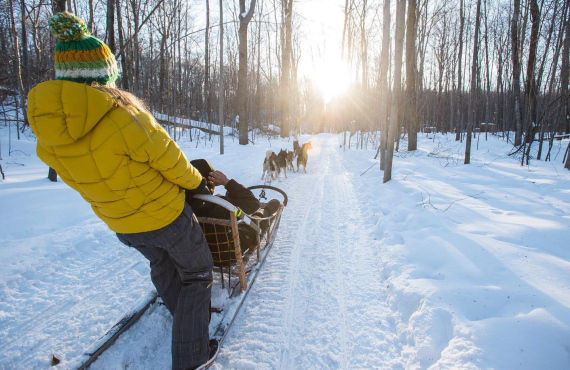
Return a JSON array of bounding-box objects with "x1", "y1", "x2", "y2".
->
[{"x1": 262, "y1": 140, "x2": 312, "y2": 182}]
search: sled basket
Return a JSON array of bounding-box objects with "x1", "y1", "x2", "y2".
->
[{"x1": 194, "y1": 185, "x2": 287, "y2": 293}]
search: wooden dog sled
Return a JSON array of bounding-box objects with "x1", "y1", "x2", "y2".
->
[
  {"x1": 74, "y1": 185, "x2": 287, "y2": 369},
  {"x1": 194, "y1": 184, "x2": 288, "y2": 295}
]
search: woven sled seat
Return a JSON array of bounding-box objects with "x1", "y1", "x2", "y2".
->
[{"x1": 194, "y1": 190, "x2": 285, "y2": 293}]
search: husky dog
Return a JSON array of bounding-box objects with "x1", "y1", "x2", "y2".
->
[
  {"x1": 286, "y1": 150, "x2": 295, "y2": 172},
  {"x1": 276, "y1": 149, "x2": 288, "y2": 179},
  {"x1": 292, "y1": 140, "x2": 301, "y2": 172},
  {"x1": 297, "y1": 141, "x2": 312, "y2": 173},
  {"x1": 293, "y1": 140, "x2": 300, "y2": 155},
  {"x1": 262, "y1": 150, "x2": 278, "y2": 182}
]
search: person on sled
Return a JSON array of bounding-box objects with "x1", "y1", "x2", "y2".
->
[
  {"x1": 187, "y1": 159, "x2": 281, "y2": 253},
  {"x1": 26, "y1": 12, "x2": 216, "y2": 370}
]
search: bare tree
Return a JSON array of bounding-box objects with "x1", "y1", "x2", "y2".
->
[
  {"x1": 219, "y1": 0, "x2": 224, "y2": 154},
  {"x1": 9, "y1": 0, "x2": 24, "y2": 141},
  {"x1": 360, "y1": 0, "x2": 368, "y2": 90},
  {"x1": 341, "y1": 0, "x2": 353, "y2": 59},
  {"x1": 46, "y1": 0, "x2": 67, "y2": 182},
  {"x1": 511, "y1": 0, "x2": 523, "y2": 146},
  {"x1": 521, "y1": 0, "x2": 540, "y2": 165},
  {"x1": 116, "y1": 0, "x2": 129, "y2": 90},
  {"x1": 204, "y1": 0, "x2": 211, "y2": 125},
  {"x1": 106, "y1": 0, "x2": 116, "y2": 54},
  {"x1": 52, "y1": 0, "x2": 65, "y2": 13},
  {"x1": 378, "y1": 0, "x2": 390, "y2": 171},
  {"x1": 20, "y1": 0, "x2": 29, "y2": 93},
  {"x1": 384, "y1": 0, "x2": 406, "y2": 183},
  {"x1": 562, "y1": 3, "x2": 570, "y2": 169},
  {"x1": 406, "y1": 0, "x2": 418, "y2": 151},
  {"x1": 561, "y1": 2, "x2": 570, "y2": 142},
  {"x1": 456, "y1": 0, "x2": 465, "y2": 141},
  {"x1": 465, "y1": 0, "x2": 482, "y2": 164},
  {"x1": 280, "y1": 0, "x2": 293, "y2": 138},
  {"x1": 237, "y1": 0, "x2": 256, "y2": 145}
]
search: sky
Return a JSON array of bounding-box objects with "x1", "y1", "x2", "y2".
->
[
  {"x1": 188, "y1": 0, "x2": 351, "y2": 99},
  {"x1": 295, "y1": 0, "x2": 347, "y2": 72},
  {"x1": 296, "y1": 0, "x2": 354, "y2": 101}
]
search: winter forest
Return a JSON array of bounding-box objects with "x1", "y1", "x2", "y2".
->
[
  {"x1": 2, "y1": 0, "x2": 569, "y2": 172},
  {"x1": 1, "y1": 0, "x2": 570, "y2": 368}
]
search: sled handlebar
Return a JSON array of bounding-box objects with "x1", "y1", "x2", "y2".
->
[{"x1": 247, "y1": 185, "x2": 288, "y2": 207}]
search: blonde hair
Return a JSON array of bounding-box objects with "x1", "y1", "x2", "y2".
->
[{"x1": 90, "y1": 83, "x2": 154, "y2": 133}]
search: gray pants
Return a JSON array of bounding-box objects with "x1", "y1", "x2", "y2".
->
[{"x1": 117, "y1": 203, "x2": 213, "y2": 370}]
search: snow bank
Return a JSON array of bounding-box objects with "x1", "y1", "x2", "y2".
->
[{"x1": 344, "y1": 133, "x2": 570, "y2": 369}]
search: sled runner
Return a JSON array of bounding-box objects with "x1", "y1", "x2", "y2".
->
[{"x1": 73, "y1": 185, "x2": 287, "y2": 369}]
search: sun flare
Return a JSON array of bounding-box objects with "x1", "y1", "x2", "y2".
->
[
  {"x1": 308, "y1": 136, "x2": 321, "y2": 156},
  {"x1": 312, "y1": 60, "x2": 352, "y2": 103}
]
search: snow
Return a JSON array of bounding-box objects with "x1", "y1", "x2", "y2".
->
[{"x1": 1, "y1": 122, "x2": 569, "y2": 369}]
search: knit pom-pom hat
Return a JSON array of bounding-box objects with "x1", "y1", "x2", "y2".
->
[{"x1": 49, "y1": 12, "x2": 119, "y2": 86}]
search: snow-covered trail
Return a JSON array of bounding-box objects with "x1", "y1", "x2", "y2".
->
[
  {"x1": 217, "y1": 135, "x2": 404, "y2": 369},
  {"x1": 3, "y1": 127, "x2": 569, "y2": 369}
]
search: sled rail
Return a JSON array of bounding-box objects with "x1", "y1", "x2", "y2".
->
[{"x1": 74, "y1": 290, "x2": 158, "y2": 370}]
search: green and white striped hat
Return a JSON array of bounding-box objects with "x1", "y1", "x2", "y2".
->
[{"x1": 49, "y1": 12, "x2": 119, "y2": 86}]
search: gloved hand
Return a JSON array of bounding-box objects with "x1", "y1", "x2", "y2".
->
[{"x1": 185, "y1": 178, "x2": 210, "y2": 204}]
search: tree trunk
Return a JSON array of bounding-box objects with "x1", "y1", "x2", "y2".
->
[
  {"x1": 360, "y1": 0, "x2": 368, "y2": 90},
  {"x1": 106, "y1": 0, "x2": 116, "y2": 54},
  {"x1": 9, "y1": 0, "x2": 24, "y2": 140},
  {"x1": 536, "y1": 0, "x2": 558, "y2": 94},
  {"x1": 456, "y1": 0, "x2": 465, "y2": 141},
  {"x1": 219, "y1": 0, "x2": 224, "y2": 154},
  {"x1": 129, "y1": 0, "x2": 140, "y2": 93},
  {"x1": 237, "y1": 0, "x2": 256, "y2": 145},
  {"x1": 204, "y1": 0, "x2": 211, "y2": 124},
  {"x1": 48, "y1": 0, "x2": 66, "y2": 182},
  {"x1": 406, "y1": 0, "x2": 418, "y2": 151},
  {"x1": 523, "y1": 0, "x2": 540, "y2": 165},
  {"x1": 511, "y1": 0, "x2": 523, "y2": 146},
  {"x1": 53, "y1": 0, "x2": 66, "y2": 13},
  {"x1": 116, "y1": 0, "x2": 129, "y2": 90},
  {"x1": 560, "y1": 2, "x2": 570, "y2": 136},
  {"x1": 20, "y1": 0, "x2": 29, "y2": 94},
  {"x1": 254, "y1": 2, "x2": 262, "y2": 130},
  {"x1": 483, "y1": 0, "x2": 491, "y2": 123},
  {"x1": 280, "y1": 0, "x2": 293, "y2": 138},
  {"x1": 379, "y1": 0, "x2": 390, "y2": 171},
  {"x1": 341, "y1": 0, "x2": 352, "y2": 59},
  {"x1": 565, "y1": 142, "x2": 570, "y2": 170},
  {"x1": 465, "y1": 0, "x2": 482, "y2": 164},
  {"x1": 384, "y1": 0, "x2": 406, "y2": 183},
  {"x1": 88, "y1": 0, "x2": 95, "y2": 31}
]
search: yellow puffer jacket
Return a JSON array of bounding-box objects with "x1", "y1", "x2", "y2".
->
[{"x1": 27, "y1": 80, "x2": 203, "y2": 233}]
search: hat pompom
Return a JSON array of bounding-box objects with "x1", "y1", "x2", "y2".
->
[{"x1": 49, "y1": 12, "x2": 89, "y2": 42}]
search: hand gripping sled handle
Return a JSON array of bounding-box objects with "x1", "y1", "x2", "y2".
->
[{"x1": 192, "y1": 194, "x2": 262, "y2": 234}]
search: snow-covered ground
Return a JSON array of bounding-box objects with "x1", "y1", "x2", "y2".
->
[{"x1": 0, "y1": 122, "x2": 569, "y2": 369}]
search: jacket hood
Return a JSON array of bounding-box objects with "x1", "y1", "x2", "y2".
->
[{"x1": 27, "y1": 80, "x2": 115, "y2": 146}]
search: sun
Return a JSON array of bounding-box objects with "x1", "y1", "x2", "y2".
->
[{"x1": 312, "y1": 60, "x2": 352, "y2": 103}]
